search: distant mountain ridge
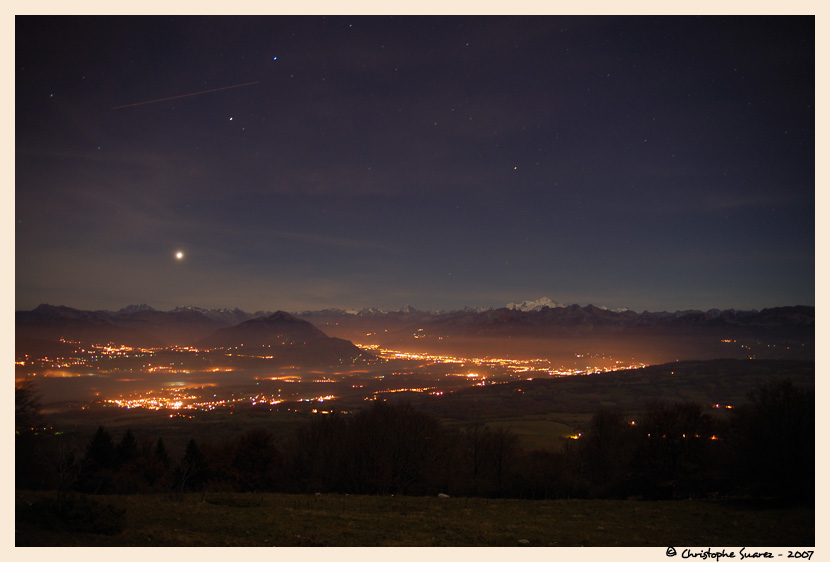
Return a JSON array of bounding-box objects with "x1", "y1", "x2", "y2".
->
[
  {"x1": 295, "y1": 302, "x2": 813, "y2": 331},
  {"x1": 16, "y1": 304, "x2": 267, "y2": 350},
  {"x1": 291, "y1": 303, "x2": 813, "y2": 363},
  {"x1": 16, "y1": 302, "x2": 813, "y2": 358},
  {"x1": 15, "y1": 305, "x2": 376, "y2": 367}
]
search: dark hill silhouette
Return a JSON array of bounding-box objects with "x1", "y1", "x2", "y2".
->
[
  {"x1": 16, "y1": 305, "x2": 373, "y2": 366},
  {"x1": 195, "y1": 311, "x2": 373, "y2": 365},
  {"x1": 16, "y1": 305, "x2": 165, "y2": 352},
  {"x1": 14, "y1": 304, "x2": 264, "y2": 352},
  {"x1": 197, "y1": 311, "x2": 328, "y2": 347}
]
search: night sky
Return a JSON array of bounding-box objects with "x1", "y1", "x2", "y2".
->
[{"x1": 15, "y1": 16, "x2": 815, "y2": 314}]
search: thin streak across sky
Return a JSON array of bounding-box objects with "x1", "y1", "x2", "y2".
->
[
  {"x1": 16, "y1": 16, "x2": 813, "y2": 313},
  {"x1": 111, "y1": 80, "x2": 260, "y2": 109}
]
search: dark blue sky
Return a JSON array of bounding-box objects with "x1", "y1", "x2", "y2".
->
[{"x1": 15, "y1": 16, "x2": 815, "y2": 313}]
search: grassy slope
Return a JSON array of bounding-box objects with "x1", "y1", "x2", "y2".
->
[{"x1": 16, "y1": 490, "x2": 814, "y2": 547}]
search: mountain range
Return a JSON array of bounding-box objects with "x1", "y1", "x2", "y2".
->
[
  {"x1": 296, "y1": 303, "x2": 814, "y2": 340},
  {"x1": 16, "y1": 301, "x2": 814, "y2": 362}
]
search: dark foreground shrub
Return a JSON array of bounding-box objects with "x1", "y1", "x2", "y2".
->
[{"x1": 17, "y1": 493, "x2": 126, "y2": 535}]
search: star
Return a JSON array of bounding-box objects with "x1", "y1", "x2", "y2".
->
[{"x1": 175, "y1": 251, "x2": 184, "y2": 260}]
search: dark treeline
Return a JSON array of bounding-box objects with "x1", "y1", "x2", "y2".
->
[{"x1": 16, "y1": 379, "x2": 814, "y2": 502}]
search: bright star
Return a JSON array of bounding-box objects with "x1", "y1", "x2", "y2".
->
[{"x1": 175, "y1": 251, "x2": 184, "y2": 260}]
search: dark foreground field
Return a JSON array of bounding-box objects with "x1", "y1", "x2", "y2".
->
[{"x1": 16, "y1": 490, "x2": 814, "y2": 547}]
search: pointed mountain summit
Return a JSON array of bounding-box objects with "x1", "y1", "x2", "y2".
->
[
  {"x1": 197, "y1": 311, "x2": 328, "y2": 348},
  {"x1": 195, "y1": 311, "x2": 373, "y2": 365}
]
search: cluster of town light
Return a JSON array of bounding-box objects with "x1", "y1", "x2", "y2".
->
[
  {"x1": 364, "y1": 345, "x2": 647, "y2": 378},
  {"x1": 27, "y1": 340, "x2": 660, "y2": 413}
]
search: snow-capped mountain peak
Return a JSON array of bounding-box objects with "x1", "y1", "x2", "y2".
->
[{"x1": 505, "y1": 297, "x2": 566, "y2": 312}]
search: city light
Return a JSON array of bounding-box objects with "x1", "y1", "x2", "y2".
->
[{"x1": 18, "y1": 339, "x2": 650, "y2": 413}]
